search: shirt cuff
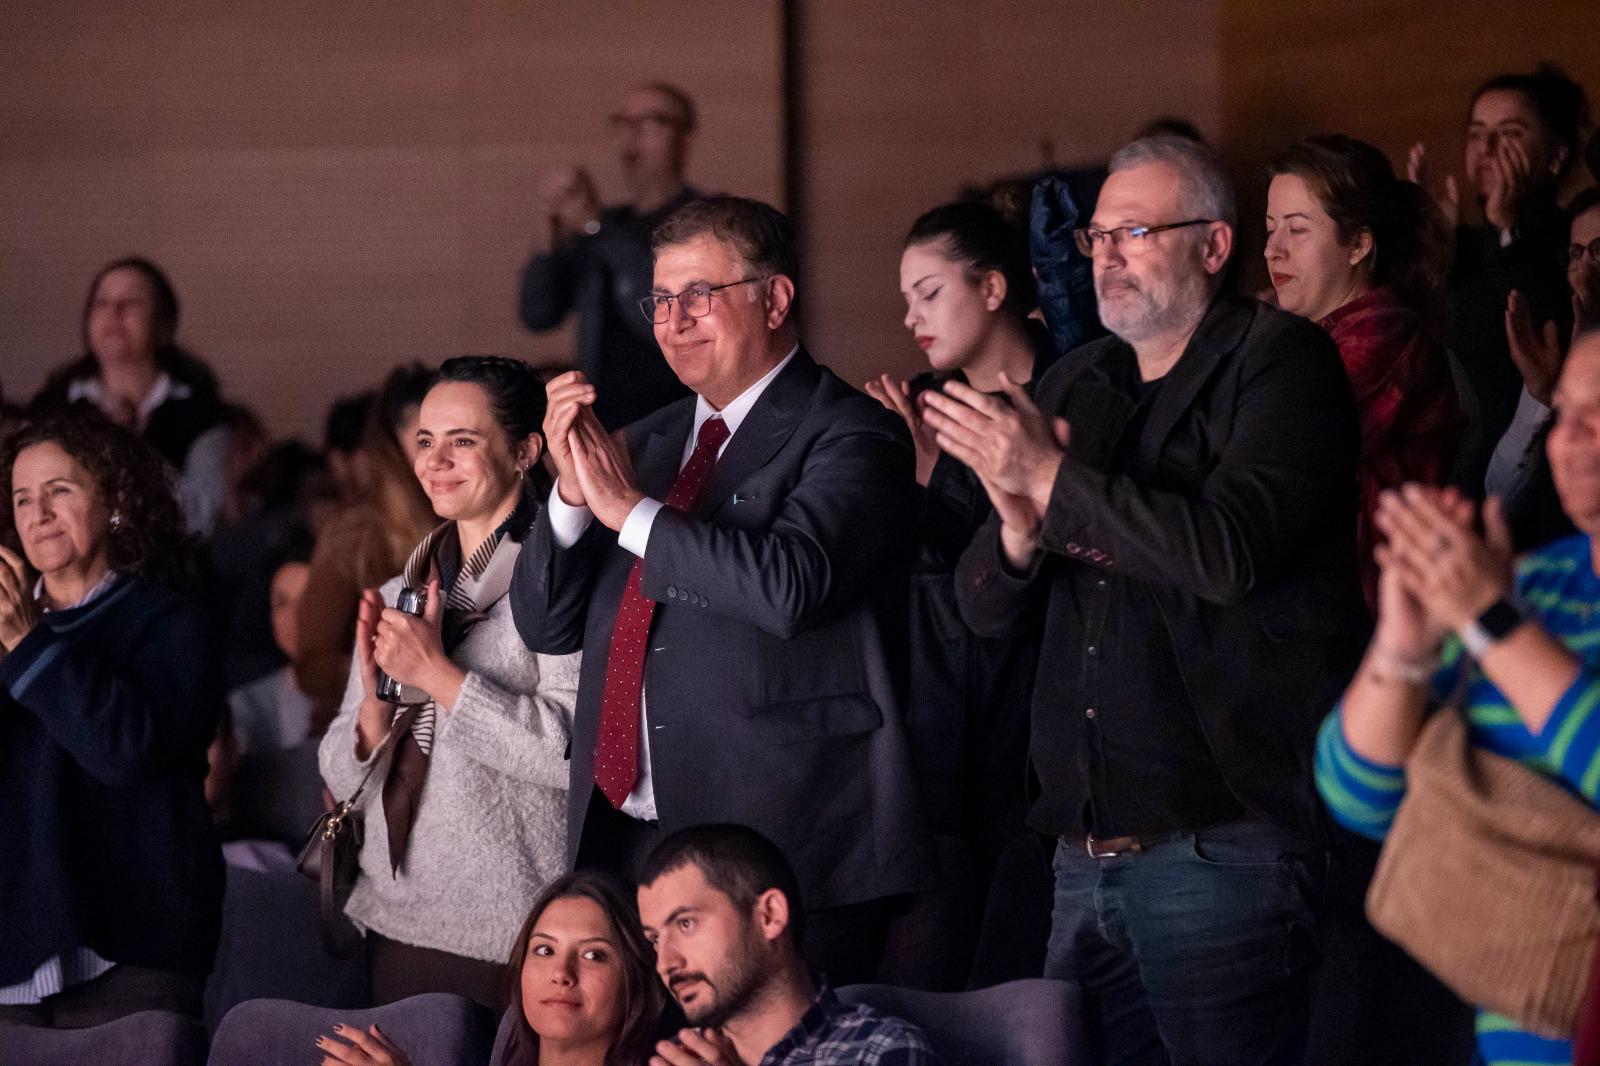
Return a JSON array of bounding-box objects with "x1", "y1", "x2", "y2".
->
[
  {"x1": 619, "y1": 498, "x2": 665, "y2": 558},
  {"x1": 546, "y1": 480, "x2": 594, "y2": 549},
  {"x1": 1484, "y1": 388, "x2": 1553, "y2": 498}
]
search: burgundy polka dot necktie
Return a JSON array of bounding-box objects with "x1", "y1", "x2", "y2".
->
[{"x1": 594, "y1": 415, "x2": 731, "y2": 808}]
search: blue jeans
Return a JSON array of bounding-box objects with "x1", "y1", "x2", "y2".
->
[{"x1": 1044, "y1": 819, "x2": 1327, "y2": 1066}]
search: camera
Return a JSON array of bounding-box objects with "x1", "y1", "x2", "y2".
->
[{"x1": 376, "y1": 586, "x2": 428, "y2": 704}]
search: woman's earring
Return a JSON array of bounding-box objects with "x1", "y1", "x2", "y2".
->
[{"x1": 109, "y1": 512, "x2": 123, "y2": 530}]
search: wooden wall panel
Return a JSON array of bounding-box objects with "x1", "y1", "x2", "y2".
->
[
  {"x1": 795, "y1": 0, "x2": 1222, "y2": 390},
  {"x1": 1218, "y1": 0, "x2": 1600, "y2": 287},
  {"x1": 10, "y1": 1, "x2": 1598, "y2": 444},
  {"x1": 0, "y1": 2, "x2": 783, "y2": 440}
]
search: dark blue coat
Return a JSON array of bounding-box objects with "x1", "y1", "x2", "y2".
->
[{"x1": 0, "y1": 577, "x2": 224, "y2": 984}]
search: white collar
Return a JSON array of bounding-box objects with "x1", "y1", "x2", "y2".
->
[
  {"x1": 34, "y1": 570, "x2": 120, "y2": 612},
  {"x1": 66, "y1": 371, "x2": 187, "y2": 428},
  {"x1": 689, "y1": 346, "x2": 799, "y2": 446}
]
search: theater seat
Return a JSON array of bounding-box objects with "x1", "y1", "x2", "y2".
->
[
  {"x1": 207, "y1": 993, "x2": 497, "y2": 1066},
  {"x1": 836, "y1": 978, "x2": 1084, "y2": 1066},
  {"x1": 0, "y1": 1010, "x2": 208, "y2": 1066},
  {"x1": 203, "y1": 851, "x2": 369, "y2": 1031}
]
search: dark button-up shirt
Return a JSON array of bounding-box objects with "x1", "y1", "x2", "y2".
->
[
  {"x1": 759, "y1": 985, "x2": 943, "y2": 1066},
  {"x1": 518, "y1": 189, "x2": 698, "y2": 430},
  {"x1": 1039, "y1": 352, "x2": 1239, "y2": 839}
]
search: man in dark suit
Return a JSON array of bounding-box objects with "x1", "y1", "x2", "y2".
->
[
  {"x1": 924, "y1": 137, "x2": 1367, "y2": 1063},
  {"x1": 511, "y1": 195, "x2": 935, "y2": 984}
]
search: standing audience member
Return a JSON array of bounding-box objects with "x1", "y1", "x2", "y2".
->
[
  {"x1": 30, "y1": 257, "x2": 231, "y2": 535},
  {"x1": 931, "y1": 136, "x2": 1365, "y2": 1063},
  {"x1": 864, "y1": 201, "x2": 1055, "y2": 989},
  {"x1": 638, "y1": 824, "x2": 943, "y2": 1066},
  {"x1": 1268, "y1": 133, "x2": 1479, "y2": 1066},
  {"x1": 297, "y1": 364, "x2": 438, "y2": 735},
  {"x1": 1489, "y1": 186, "x2": 1600, "y2": 547},
  {"x1": 0, "y1": 414, "x2": 222, "y2": 1027},
  {"x1": 519, "y1": 83, "x2": 699, "y2": 430},
  {"x1": 1317, "y1": 327, "x2": 1600, "y2": 1066},
  {"x1": 319, "y1": 356, "x2": 579, "y2": 1009},
  {"x1": 1266, "y1": 133, "x2": 1462, "y2": 608},
  {"x1": 1409, "y1": 65, "x2": 1590, "y2": 492},
  {"x1": 512, "y1": 196, "x2": 935, "y2": 986},
  {"x1": 318, "y1": 869, "x2": 667, "y2": 1066}
]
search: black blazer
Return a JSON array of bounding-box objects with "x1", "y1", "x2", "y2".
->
[
  {"x1": 956, "y1": 294, "x2": 1369, "y2": 841},
  {"x1": 512, "y1": 349, "x2": 937, "y2": 908}
]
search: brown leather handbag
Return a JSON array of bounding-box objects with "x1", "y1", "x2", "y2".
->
[
  {"x1": 296, "y1": 705, "x2": 419, "y2": 959},
  {"x1": 1366, "y1": 703, "x2": 1600, "y2": 1036}
]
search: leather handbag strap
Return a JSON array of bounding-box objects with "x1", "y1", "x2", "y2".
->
[{"x1": 311, "y1": 703, "x2": 424, "y2": 957}]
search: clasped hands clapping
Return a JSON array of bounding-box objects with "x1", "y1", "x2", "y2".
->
[
  {"x1": 1371, "y1": 484, "x2": 1516, "y2": 663},
  {"x1": 545, "y1": 370, "x2": 644, "y2": 530}
]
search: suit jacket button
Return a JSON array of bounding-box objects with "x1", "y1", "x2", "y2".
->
[{"x1": 667, "y1": 585, "x2": 679, "y2": 599}]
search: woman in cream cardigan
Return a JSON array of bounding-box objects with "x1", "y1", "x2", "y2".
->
[{"x1": 320, "y1": 356, "x2": 579, "y2": 1009}]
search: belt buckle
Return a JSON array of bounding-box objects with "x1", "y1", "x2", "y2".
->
[{"x1": 1085, "y1": 835, "x2": 1121, "y2": 859}]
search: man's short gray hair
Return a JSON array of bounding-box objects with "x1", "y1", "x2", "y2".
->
[{"x1": 1109, "y1": 136, "x2": 1237, "y2": 229}]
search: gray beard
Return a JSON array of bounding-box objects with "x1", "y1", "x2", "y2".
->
[{"x1": 1098, "y1": 279, "x2": 1211, "y2": 345}]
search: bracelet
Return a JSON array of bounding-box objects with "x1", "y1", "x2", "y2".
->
[{"x1": 1366, "y1": 645, "x2": 1439, "y2": 686}]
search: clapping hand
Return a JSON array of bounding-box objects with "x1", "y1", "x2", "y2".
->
[
  {"x1": 569, "y1": 417, "x2": 644, "y2": 532},
  {"x1": 864, "y1": 374, "x2": 939, "y2": 485},
  {"x1": 373, "y1": 577, "x2": 452, "y2": 695},
  {"x1": 651, "y1": 1027, "x2": 745, "y2": 1066},
  {"x1": 1374, "y1": 485, "x2": 1514, "y2": 633},
  {"x1": 536, "y1": 165, "x2": 601, "y2": 247},
  {"x1": 1482, "y1": 138, "x2": 1534, "y2": 232},
  {"x1": 921, "y1": 375, "x2": 1070, "y2": 566},
  {"x1": 545, "y1": 371, "x2": 601, "y2": 507},
  {"x1": 0, "y1": 544, "x2": 39, "y2": 654},
  {"x1": 1406, "y1": 142, "x2": 1461, "y2": 227},
  {"x1": 315, "y1": 1022, "x2": 412, "y2": 1066},
  {"x1": 1505, "y1": 289, "x2": 1564, "y2": 405}
]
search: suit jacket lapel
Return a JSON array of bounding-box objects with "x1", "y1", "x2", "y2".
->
[
  {"x1": 693, "y1": 350, "x2": 819, "y2": 519},
  {"x1": 636, "y1": 407, "x2": 694, "y2": 501},
  {"x1": 1136, "y1": 294, "x2": 1255, "y2": 471}
]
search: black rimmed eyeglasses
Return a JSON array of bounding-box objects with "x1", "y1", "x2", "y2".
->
[
  {"x1": 639, "y1": 276, "x2": 771, "y2": 324},
  {"x1": 1074, "y1": 219, "x2": 1216, "y2": 256}
]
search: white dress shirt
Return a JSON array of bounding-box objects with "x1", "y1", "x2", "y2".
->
[
  {"x1": 1484, "y1": 386, "x2": 1553, "y2": 503},
  {"x1": 546, "y1": 347, "x2": 798, "y2": 820}
]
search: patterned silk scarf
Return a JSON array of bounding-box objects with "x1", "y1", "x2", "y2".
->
[{"x1": 380, "y1": 503, "x2": 525, "y2": 874}]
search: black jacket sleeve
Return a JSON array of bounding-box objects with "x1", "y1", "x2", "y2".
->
[
  {"x1": 510, "y1": 507, "x2": 610, "y2": 655},
  {"x1": 1033, "y1": 323, "x2": 1358, "y2": 605},
  {"x1": 519, "y1": 240, "x2": 583, "y2": 332},
  {"x1": 1, "y1": 592, "x2": 219, "y2": 788}
]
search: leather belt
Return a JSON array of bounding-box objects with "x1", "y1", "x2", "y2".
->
[{"x1": 1065, "y1": 828, "x2": 1190, "y2": 859}]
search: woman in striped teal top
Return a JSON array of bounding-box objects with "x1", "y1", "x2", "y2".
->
[{"x1": 1315, "y1": 329, "x2": 1600, "y2": 1066}]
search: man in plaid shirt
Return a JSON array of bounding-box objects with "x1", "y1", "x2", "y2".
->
[{"x1": 639, "y1": 825, "x2": 943, "y2": 1066}]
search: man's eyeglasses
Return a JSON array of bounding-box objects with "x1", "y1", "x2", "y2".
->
[
  {"x1": 1074, "y1": 219, "x2": 1215, "y2": 257},
  {"x1": 639, "y1": 276, "x2": 771, "y2": 324},
  {"x1": 1569, "y1": 238, "x2": 1600, "y2": 262},
  {"x1": 610, "y1": 111, "x2": 685, "y2": 136}
]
